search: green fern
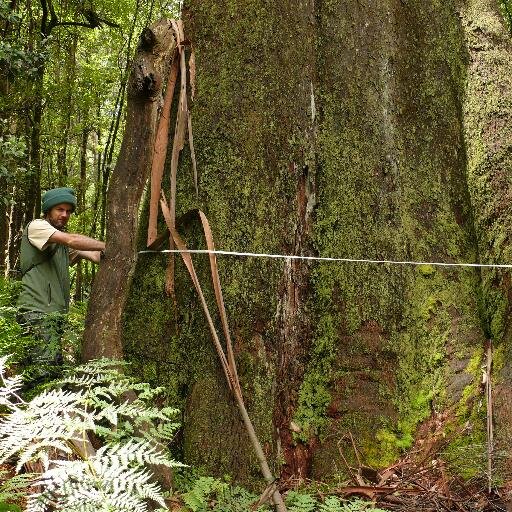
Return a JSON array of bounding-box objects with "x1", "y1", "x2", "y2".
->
[
  {"x1": 0, "y1": 355, "x2": 24, "y2": 410},
  {"x1": 284, "y1": 493, "x2": 388, "y2": 512},
  {"x1": 318, "y1": 496, "x2": 344, "y2": 511},
  {"x1": 177, "y1": 473, "x2": 390, "y2": 512},
  {"x1": 339, "y1": 499, "x2": 388, "y2": 512},
  {"x1": 285, "y1": 490, "x2": 318, "y2": 512},
  {"x1": 0, "y1": 280, "x2": 35, "y2": 368},
  {"x1": 0, "y1": 356, "x2": 185, "y2": 511},
  {"x1": 182, "y1": 477, "x2": 228, "y2": 511},
  {"x1": 58, "y1": 359, "x2": 180, "y2": 445},
  {"x1": 180, "y1": 476, "x2": 272, "y2": 512},
  {"x1": 27, "y1": 441, "x2": 176, "y2": 512},
  {"x1": 0, "y1": 503, "x2": 22, "y2": 512},
  {"x1": 0, "y1": 470, "x2": 34, "y2": 506}
]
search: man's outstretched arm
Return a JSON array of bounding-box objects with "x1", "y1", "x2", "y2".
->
[
  {"x1": 49, "y1": 231, "x2": 105, "y2": 264},
  {"x1": 71, "y1": 250, "x2": 103, "y2": 264}
]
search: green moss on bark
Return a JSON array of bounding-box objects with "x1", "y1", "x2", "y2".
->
[
  {"x1": 305, "y1": 0, "x2": 485, "y2": 478},
  {"x1": 120, "y1": 0, "x2": 507, "y2": 485},
  {"x1": 459, "y1": 0, "x2": 512, "y2": 480}
]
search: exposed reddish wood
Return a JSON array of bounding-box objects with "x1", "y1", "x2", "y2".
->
[
  {"x1": 147, "y1": 53, "x2": 179, "y2": 247},
  {"x1": 275, "y1": 165, "x2": 316, "y2": 481}
]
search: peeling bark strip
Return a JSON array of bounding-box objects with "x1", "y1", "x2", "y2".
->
[
  {"x1": 158, "y1": 199, "x2": 287, "y2": 512},
  {"x1": 148, "y1": 27, "x2": 287, "y2": 502},
  {"x1": 147, "y1": 53, "x2": 179, "y2": 248},
  {"x1": 143, "y1": 20, "x2": 286, "y2": 506},
  {"x1": 82, "y1": 20, "x2": 176, "y2": 361},
  {"x1": 485, "y1": 341, "x2": 493, "y2": 493},
  {"x1": 164, "y1": 20, "x2": 187, "y2": 299}
]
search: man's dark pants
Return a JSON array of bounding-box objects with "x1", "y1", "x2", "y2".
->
[{"x1": 17, "y1": 311, "x2": 65, "y2": 387}]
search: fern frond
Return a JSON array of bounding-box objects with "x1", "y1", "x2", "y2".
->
[
  {"x1": 318, "y1": 496, "x2": 343, "y2": 511},
  {"x1": 0, "y1": 388, "x2": 94, "y2": 469},
  {"x1": 144, "y1": 421, "x2": 180, "y2": 442},
  {"x1": 0, "y1": 357, "x2": 183, "y2": 511},
  {"x1": 26, "y1": 493, "x2": 51, "y2": 512},
  {"x1": 285, "y1": 490, "x2": 318, "y2": 512},
  {"x1": 27, "y1": 439, "x2": 182, "y2": 512},
  {"x1": 131, "y1": 383, "x2": 166, "y2": 401},
  {"x1": 16, "y1": 440, "x2": 71, "y2": 472},
  {"x1": 96, "y1": 439, "x2": 178, "y2": 468},
  {"x1": 0, "y1": 355, "x2": 24, "y2": 409},
  {"x1": 182, "y1": 476, "x2": 231, "y2": 511},
  {"x1": 0, "y1": 470, "x2": 36, "y2": 502}
]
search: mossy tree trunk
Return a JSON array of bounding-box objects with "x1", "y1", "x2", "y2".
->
[
  {"x1": 459, "y1": 0, "x2": 512, "y2": 479},
  {"x1": 118, "y1": 0, "x2": 512, "y2": 486}
]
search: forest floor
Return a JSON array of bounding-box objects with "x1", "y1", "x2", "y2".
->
[
  {"x1": 0, "y1": 455, "x2": 509, "y2": 511},
  {"x1": 0, "y1": 400, "x2": 508, "y2": 511},
  {"x1": 319, "y1": 412, "x2": 511, "y2": 512}
]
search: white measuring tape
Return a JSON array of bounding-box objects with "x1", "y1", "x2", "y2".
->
[{"x1": 138, "y1": 249, "x2": 512, "y2": 269}]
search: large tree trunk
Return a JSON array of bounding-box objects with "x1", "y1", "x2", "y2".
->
[
  {"x1": 82, "y1": 20, "x2": 176, "y2": 361},
  {"x1": 460, "y1": 0, "x2": 512, "y2": 480},
  {"x1": 113, "y1": 0, "x2": 512, "y2": 487}
]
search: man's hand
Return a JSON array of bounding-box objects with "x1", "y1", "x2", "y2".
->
[{"x1": 71, "y1": 250, "x2": 103, "y2": 264}]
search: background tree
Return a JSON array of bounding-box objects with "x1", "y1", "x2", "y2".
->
[{"x1": 0, "y1": 0, "x2": 179, "y2": 298}]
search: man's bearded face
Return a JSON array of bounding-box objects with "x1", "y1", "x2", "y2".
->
[{"x1": 46, "y1": 203, "x2": 73, "y2": 230}]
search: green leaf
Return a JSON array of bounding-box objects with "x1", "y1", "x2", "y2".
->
[{"x1": 0, "y1": 503, "x2": 22, "y2": 512}]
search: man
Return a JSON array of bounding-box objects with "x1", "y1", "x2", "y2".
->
[{"x1": 17, "y1": 187, "x2": 105, "y2": 384}]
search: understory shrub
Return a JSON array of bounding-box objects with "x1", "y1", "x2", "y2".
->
[
  {"x1": 175, "y1": 471, "x2": 388, "y2": 512},
  {"x1": 0, "y1": 276, "x2": 88, "y2": 394}
]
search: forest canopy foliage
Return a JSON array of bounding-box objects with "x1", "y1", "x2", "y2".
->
[{"x1": 0, "y1": 0, "x2": 179, "y2": 289}]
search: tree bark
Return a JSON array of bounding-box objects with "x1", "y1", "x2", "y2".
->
[
  {"x1": 116, "y1": 0, "x2": 511, "y2": 487},
  {"x1": 459, "y1": 0, "x2": 512, "y2": 481},
  {"x1": 82, "y1": 20, "x2": 176, "y2": 361}
]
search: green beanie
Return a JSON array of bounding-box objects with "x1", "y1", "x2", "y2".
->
[{"x1": 41, "y1": 187, "x2": 77, "y2": 213}]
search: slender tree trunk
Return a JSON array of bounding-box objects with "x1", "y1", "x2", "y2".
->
[
  {"x1": 0, "y1": 14, "x2": 10, "y2": 271},
  {"x1": 97, "y1": 0, "x2": 142, "y2": 240},
  {"x1": 74, "y1": 261, "x2": 83, "y2": 303},
  {"x1": 9, "y1": 0, "x2": 45, "y2": 263},
  {"x1": 78, "y1": 129, "x2": 88, "y2": 212},
  {"x1": 89, "y1": 127, "x2": 102, "y2": 237},
  {"x1": 57, "y1": 34, "x2": 77, "y2": 185},
  {"x1": 0, "y1": 178, "x2": 8, "y2": 274},
  {"x1": 7, "y1": 184, "x2": 26, "y2": 274},
  {"x1": 27, "y1": 62, "x2": 44, "y2": 219},
  {"x1": 82, "y1": 20, "x2": 176, "y2": 361}
]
